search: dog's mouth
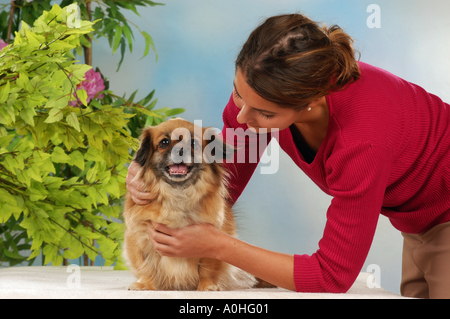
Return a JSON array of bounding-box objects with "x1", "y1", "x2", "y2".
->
[{"x1": 165, "y1": 163, "x2": 193, "y2": 176}]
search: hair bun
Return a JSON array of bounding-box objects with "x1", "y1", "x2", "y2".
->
[{"x1": 322, "y1": 24, "x2": 361, "y2": 88}]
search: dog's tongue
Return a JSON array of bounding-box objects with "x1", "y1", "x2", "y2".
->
[{"x1": 169, "y1": 164, "x2": 188, "y2": 175}]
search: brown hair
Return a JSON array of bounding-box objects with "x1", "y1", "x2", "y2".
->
[{"x1": 235, "y1": 13, "x2": 361, "y2": 110}]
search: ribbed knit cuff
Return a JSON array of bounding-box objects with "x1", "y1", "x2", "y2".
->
[{"x1": 293, "y1": 254, "x2": 326, "y2": 293}]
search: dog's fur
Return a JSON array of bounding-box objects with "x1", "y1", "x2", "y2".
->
[{"x1": 122, "y1": 118, "x2": 259, "y2": 291}]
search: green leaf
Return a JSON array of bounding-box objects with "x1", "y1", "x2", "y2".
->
[
  {"x1": 165, "y1": 108, "x2": 185, "y2": 117},
  {"x1": 122, "y1": 24, "x2": 134, "y2": 52},
  {"x1": 145, "y1": 115, "x2": 154, "y2": 127},
  {"x1": 17, "y1": 169, "x2": 31, "y2": 187},
  {"x1": 105, "y1": 177, "x2": 120, "y2": 198},
  {"x1": 26, "y1": 183, "x2": 48, "y2": 201},
  {"x1": 63, "y1": 248, "x2": 79, "y2": 259},
  {"x1": 3, "y1": 248, "x2": 23, "y2": 260},
  {"x1": 46, "y1": 95, "x2": 70, "y2": 110},
  {"x1": 51, "y1": 146, "x2": 71, "y2": 163},
  {"x1": 75, "y1": 225, "x2": 101, "y2": 240},
  {"x1": 28, "y1": 247, "x2": 42, "y2": 261},
  {"x1": 0, "y1": 133, "x2": 15, "y2": 148},
  {"x1": 0, "y1": 204, "x2": 12, "y2": 224},
  {"x1": 112, "y1": 26, "x2": 123, "y2": 55},
  {"x1": 19, "y1": 107, "x2": 37, "y2": 126},
  {"x1": 141, "y1": 31, "x2": 157, "y2": 61},
  {"x1": 86, "y1": 164, "x2": 98, "y2": 182},
  {"x1": 66, "y1": 112, "x2": 81, "y2": 132},
  {"x1": 76, "y1": 89, "x2": 88, "y2": 106},
  {"x1": 146, "y1": 98, "x2": 158, "y2": 110},
  {"x1": 127, "y1": 90, "x2": 138, "y2": 103},
  {"x1": 28, "y1": 165, "x2": 43, "y2": 182},
  {"x1": 84, "y1": 147, "x2": 104, "y2": 162},
  {"x1": 16, "y1": 71, "x2": 30, "y2": 91},
  {"x1": 43, "y1": 244, "x2": 58, "y2": 265},
  {"x1": 0, "y1": 80, "x2": 10, "y2": 104},
  {"x1": 30, "y1": 150, "x2": 51, "y2": 166},
  {"x1": 44, "y1": 107, "x2": 64, "y2": 123},
  {"x1": 68, "y1": 150, "x2": 85, "y2": 170},
  {"x1": 86, "y1": 187, "x2": 98, "y2": 208},
  {"x1": 116, "y1": 37, "x2": 126, "y2": 72}
]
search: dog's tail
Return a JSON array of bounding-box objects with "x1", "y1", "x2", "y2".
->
[
  {"x1": 254, "y1": 277, "x2": 277, "y2": 289},
  {"x1": 219, "y1": 265, "x2": 277, "y2": 290}
]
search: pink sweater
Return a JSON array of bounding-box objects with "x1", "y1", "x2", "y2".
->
[{"x1": 221, "y1": 62, "x2": 450, "y2": 293}]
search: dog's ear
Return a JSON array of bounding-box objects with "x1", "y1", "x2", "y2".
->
[
  {"x1": 203, "y1": 128, "x2": 236, "y2": 163},
  {"x1": 135, "y1": 128, "x2": 154, "y2": 166}
]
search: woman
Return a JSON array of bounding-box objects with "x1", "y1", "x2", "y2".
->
[{"x1": 126, "y1": 14, "x2": 450, "y2": 298}]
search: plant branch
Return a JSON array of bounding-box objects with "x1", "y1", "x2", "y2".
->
[
  {"x1": 6, "y1": 0, "x2": 15, "y2": 43},
  {"x1": 83, "y1": 0, "x2": 92, "y2": 66},
  {"x1": 0, "y1": 176, "x2": 26, "y2": 192}
]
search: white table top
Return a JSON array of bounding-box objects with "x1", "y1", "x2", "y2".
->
[{"x1": 0, "y1": 266, "x2": 407, "y2": 299}]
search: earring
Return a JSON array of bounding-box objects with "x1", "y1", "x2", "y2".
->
[{"x1": 307, "y1": 107, "x2": 312, "y2": 112}]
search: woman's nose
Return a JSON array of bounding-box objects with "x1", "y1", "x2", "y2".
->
[{"x1": 236, "y1": 104, "x2": 251, "y2": 124}]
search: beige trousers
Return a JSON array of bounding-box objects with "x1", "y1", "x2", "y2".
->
[{"x1": 401, "y1": 221, "x2": 450, "y2": 299}]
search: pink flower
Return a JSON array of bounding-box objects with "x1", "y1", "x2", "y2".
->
[
  {"x1": 70, "y1": 69, "x2": 105, "y2": 107},
  {"x1": 0, "y1": 39, "x2": 8, "y2": 51}
]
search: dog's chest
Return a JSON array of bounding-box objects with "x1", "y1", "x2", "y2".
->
[
  {"x1": 157, "y1": 195, "x2": 225, "y2": 228},
  {"x1": 157, "y1": 256, "x2": 200, "y2": 290}
]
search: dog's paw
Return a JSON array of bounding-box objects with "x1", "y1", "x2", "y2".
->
[
  {"x1": 127, "y1": 281, "x2": 155, "y2": 291},
  {"x1": 197, "y1": 282, "x2": 221, "y2": 291}
]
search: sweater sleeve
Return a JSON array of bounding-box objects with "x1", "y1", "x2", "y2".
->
[
  {"x1": 220, "y1": 94, "x2": 269, "y2": 204},
  {"x1": 294, "y1": 142, "x2": 393, "y2": 293}
]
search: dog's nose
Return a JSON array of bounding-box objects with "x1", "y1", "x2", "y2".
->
[{"x1": 178, "y1": 147, "x2": 183, "y2": 157}]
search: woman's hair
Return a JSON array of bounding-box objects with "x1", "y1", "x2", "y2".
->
[{"x1": 235, "y1": 13, "x2": 360, "y2": 110}]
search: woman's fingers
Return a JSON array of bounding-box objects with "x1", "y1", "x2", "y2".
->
[
  {"x1": 146, "y1": 222, "x2": 178, "y2": 256},
  {"x1": 126, "y1": 161, "x2": 152, "y2": 205}
]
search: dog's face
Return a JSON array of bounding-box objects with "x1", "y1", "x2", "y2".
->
[{"x1": 134, "y1": 118, "x2": 233, "y2": 188}]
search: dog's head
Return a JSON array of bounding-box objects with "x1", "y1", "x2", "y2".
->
[{"x1": 134, "y1": 118, "x2": 234, "y2": 188}]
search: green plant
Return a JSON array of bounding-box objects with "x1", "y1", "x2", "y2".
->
[
  {"x1": 0, "y1": 4, "x2": 182, "y2": 269},
  {"x1": 1, "y1": 0, "x2": 164, "y2": 70}
]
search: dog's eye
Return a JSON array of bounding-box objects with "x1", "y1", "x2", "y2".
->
[
  {"x1": 159, "y1": 138, "x2": 171, "y2": 149},
  {"x1": 191, "y1": 139, "x2": 200, "y2": 150}
]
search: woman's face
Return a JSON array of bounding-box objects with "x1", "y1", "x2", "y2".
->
[{"x1": 233, "y1": 69, "x2": 306, "y2": 133}]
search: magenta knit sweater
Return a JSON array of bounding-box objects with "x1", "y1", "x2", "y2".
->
[{"x1": 221, "y1": 62, "x2": 450, "y2": 293}]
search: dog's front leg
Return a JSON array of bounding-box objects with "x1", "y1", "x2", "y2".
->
[
  {"x1": 128, "y1": 276, "x2": 156, "y2": 291},
  {"x1": 197, "y1": 258, "x2": 224, "y2": 291}
]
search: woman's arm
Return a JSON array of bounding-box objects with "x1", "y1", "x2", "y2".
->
[{"x1": 147, "y1": 222, "x2": 296, "y2": 291}]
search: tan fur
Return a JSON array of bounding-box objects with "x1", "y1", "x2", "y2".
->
[{"x1": 123, "y1": 118, "x2": 257, "y2": 291}]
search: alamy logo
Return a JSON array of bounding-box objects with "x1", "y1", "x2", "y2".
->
[
  {"x1": 66, "y1": 264, "x2": 81, "y2": 289},
  {"x1": 366, "y1": 264, "x2": 381, "y2": 288},
  {"x1": 169, "y1": 120, "x2": 280, "y2": 175},
  {"x1": 66, "y1": 4, "x2": 81, "y2": 29},
  {"x1": 367, "y1": 4, "x2": 381, "y2": 29}
]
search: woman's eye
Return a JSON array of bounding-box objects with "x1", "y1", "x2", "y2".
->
[
  {"x1": 159, "y1": 138, "x2": 170, "y2": 149},
  {"x1": 259, "y1": 112, "x2": 274, "y2": 119}
]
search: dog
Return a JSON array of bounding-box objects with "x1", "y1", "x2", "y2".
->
[{"x1": 122, "y1": 118, "x2": 262, "y2": 291}]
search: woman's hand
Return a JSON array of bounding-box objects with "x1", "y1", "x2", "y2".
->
[
  {"x1": 146, "y1": 222, "x2": 223, "y2": 259},
  {"x1": 126, "y1": 161, "x2": 153, "y2": 205}
]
